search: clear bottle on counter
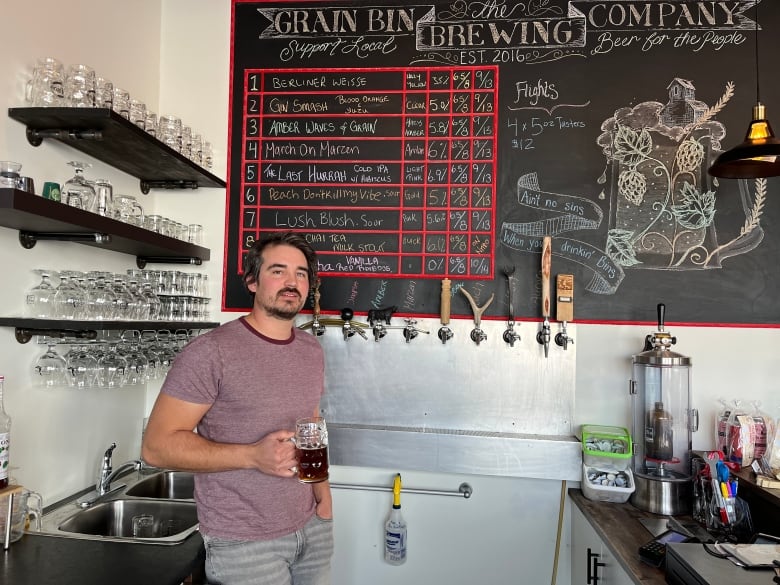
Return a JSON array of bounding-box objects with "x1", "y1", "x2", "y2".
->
[{"x1": 0, "y1": 376, "x2": 11, "y2": 489}]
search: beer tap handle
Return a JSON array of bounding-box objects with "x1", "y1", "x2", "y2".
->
[
  {"x1": 311, "y1": 278, "x2": 325, "y2": 336},
  {"x1": 645, "y1": 302, "x2": 676, "y2": 350},
  {"x1": 536, "y1": 236, "x2": 552, "y2": 357},
  {"x1": 438, "y1": 278, "x2": 453, "y2": 344},
  {"x1": 460, "y1": 287, "x2": 494, "y2": 346},
  {"x1": 502, "y1": 266, "x2": 521, "y2": 347},
  {"x1": 554, "y1": 274, "x2": 574, "y2": 350}
]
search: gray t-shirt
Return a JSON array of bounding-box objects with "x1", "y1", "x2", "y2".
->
[{"x1": 160, "y1": 317, "x2": 325, "y2": 540}]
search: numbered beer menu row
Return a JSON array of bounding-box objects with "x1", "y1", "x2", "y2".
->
[{"x1": 239, "y1": 67, "x2": 498, "y2": 278}]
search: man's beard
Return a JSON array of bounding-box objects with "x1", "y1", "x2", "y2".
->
[{"x1": 261, "y1": 289, "x2": 304, "y2": 320}]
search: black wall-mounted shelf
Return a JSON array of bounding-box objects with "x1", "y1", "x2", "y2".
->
[
  {"x1": 0, "y1": 317, "x2": 220, "y2": 344},
  {"x1": 0, "y1": 188, "x2": 210, "y2": 264},
  {"x1": 8, "y1": 107, "x2": 226, "y2": 193}
]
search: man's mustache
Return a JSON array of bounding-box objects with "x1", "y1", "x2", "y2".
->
[{"x1": 277, "y1": 288, "x2": 301, "y2": 298}]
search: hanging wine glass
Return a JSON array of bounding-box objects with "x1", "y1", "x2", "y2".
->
[
  {"x1": 96, "y1": 343, "x2": 128, "y2": 389},
  {"x1": 61, "y1": 161, "x2": 96, "y2": 211},
  {"x1": 32, "y1": 344, "x2": 68, "y2": 388},
  {"x1": 119, "y1": 332, "x2": 149, "y2": 386},
  {"x1": 65, "y1": 345, "x2": 99, "y2": 389},
  {"x1": 25, "y1": 269, "x2": 58, "y2": 318}
]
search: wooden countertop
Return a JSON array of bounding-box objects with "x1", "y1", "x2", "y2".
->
[{"x1": 569, "y1": 488, "x2": 669, "y2": 584}]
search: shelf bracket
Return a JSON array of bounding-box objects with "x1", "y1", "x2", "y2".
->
[
  {"x1": 139, "y1": 180, "x2": 199, "y2": 194},
  {"x1": 19, "y1": 231, "x2": 112, "y2": 249},
  {"x1": 136, "y1": 256, "x2": 203, "y2": 269},
  {"x1": 25, "y1": 127, "x2": 103, "y2": 147},
  {"x1": 14, "y1": 327, "x2": 98, "y2": 344}
]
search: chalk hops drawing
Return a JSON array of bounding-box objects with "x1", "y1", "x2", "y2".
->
[{"x1": 598, "y1": 78, "x2": 765, "y2": 270}]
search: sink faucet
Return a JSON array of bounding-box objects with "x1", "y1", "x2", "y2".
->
[
  {"x1": 78, "y1": 442, "x2": 142, "y2": 507},
  {"x1": 97, "y1": 442, "x2": 143, "y2": 496}
]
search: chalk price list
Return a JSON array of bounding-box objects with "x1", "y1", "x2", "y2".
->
[{"x1": 238, "y1": 66, "x2": 498, "y2": 278}]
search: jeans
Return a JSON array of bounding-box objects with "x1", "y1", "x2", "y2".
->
[{"x1": 202, "y1": 515, "x2": 334, "y2": 585}]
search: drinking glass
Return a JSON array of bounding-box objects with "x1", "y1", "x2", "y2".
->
[
  {"x1": 63, "y1": 64, "x2": 96, "y2": 107},
  {"x1": 86, "y1": 271, "x2": 117, "y2": 320},
  {"x1": 187, "y1": 224, "x2": 204, "y2": 245},
  {"x1": 65, "y1": 345, "x2": 99, "y2": 389},
  {"x1": 32, "y1": 344, "x2": 68, "y2": 388},
  {"x1": 113, "y1": 194, "x2": 144, "y2": 225},
  {"x1": 140, "y1": 281, "x2": 161, "y2": 321},
  {"x1": 95, "y1": 76, "x2": 113, "y2": 109},
  {"x1": 144, "y1": 215, "x2": 164, "y2": 234},
  {"x1": 113, "y1": 88, "x2": 130, "y2": 118},
  {"x1": 96, "y1": 344, "x2": 127, "y2": 389},
  {"x1": 129, "y1": 100, "x2": 146, "y2": 128},
  {"x1": 123, "y1": 277, "x2": 145, "y2": 320},
  {"x1": 149, "y1": 332, "x2": 176, "y2": 377},
  {"x1": 158, "y1": 115, "x2": 182, "y2": 151},
  {"x1": 93, "y1": 179, "x2": 113, "y2": 217},
  {"x1": 189, "y1": 134, "x2": 202, "y2": 165},
  {"x1": 25, "y1": 269, "x2": 58, "y2": 318},
  {"x1": 62, "y1": 161, "x2": 96, "y2": 211},
  {"x1": 53, "y1": 271, "x2": 88, "y2": 320},
  {"x1": 110, "y1": 275, "x2": 134, "y2": 320},
  {"x1": 119, "y1": 336, "x2": 149, "y2": 385},
  {"x1": 202, "y1": 141, "x2": 213, "y2": 169},
  {"x1": 180, "y1": 126, "x2": 192, "y2": 158},
  {"x1": 0, "y1": 161, "x2": 22, "y2": 189},
  {"x1": 27, "y1": 57, "x2": 65, "y2": 107},
  {"x1": 144, "y1": 112, "x2": 158, "y2": 137}
]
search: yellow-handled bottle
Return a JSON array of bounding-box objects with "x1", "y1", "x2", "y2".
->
[{"x1": 384, "y1": 473, "x2": 407, "y2": 565}]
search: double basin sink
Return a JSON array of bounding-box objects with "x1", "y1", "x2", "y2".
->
[{"x1": 36, "y1": 470, "x2": 198, "y2": 545}]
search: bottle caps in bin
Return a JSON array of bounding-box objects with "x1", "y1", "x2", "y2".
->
[
  {"x1": 581, "y1": 424, "x2": 632, "y2": 471},
  {"x1": 582, "y1": 463, "x2": 635, "y2": 503}
]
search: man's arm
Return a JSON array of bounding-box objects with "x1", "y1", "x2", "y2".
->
[
  {"x1": 312, "y1": 479, "x2": 333, "y2": 519},
  {"x1": 142, "y1": 393, "x2": 298, "y2": 477}
]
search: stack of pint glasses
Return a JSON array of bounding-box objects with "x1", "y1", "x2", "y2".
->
[{"x1": 25, "y1": 269, "x2": 210, "y2": 322}]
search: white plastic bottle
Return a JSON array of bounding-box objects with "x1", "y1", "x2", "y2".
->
[{"x1": 384, "y1": 473, "x2": 407, "y2": 565}]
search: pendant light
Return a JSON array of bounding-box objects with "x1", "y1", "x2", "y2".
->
[{"x1": 708, "y1": 2, "x2": 780, "y2": 179}]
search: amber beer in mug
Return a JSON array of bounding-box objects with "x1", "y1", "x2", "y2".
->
[{"x1": 294, "y1": 417, "x2": 329, "y2": 483}]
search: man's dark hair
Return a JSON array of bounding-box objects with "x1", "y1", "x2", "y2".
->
[{"x1": 241, "y1": 231, "x2": 318, "y2": 294}]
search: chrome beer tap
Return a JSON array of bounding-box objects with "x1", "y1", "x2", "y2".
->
[
  {"x1": 460, "y1": 287, "x2": 494, "y2": 346},
  {"x1": 501, "y1": 266, "x2": 521, "y2": 347},
  {"x1": 402, "y1": 318, "x2": 429, "y2": 343},
  {"x1": 437, "y1": 278, "x2": 454, "y2": 344},
  {"x1": 340, "y1": 308, "x2": 368, "y2": 341},
  {"x1": 372, "y1": 322, "x2": 387, "y2": 341}
]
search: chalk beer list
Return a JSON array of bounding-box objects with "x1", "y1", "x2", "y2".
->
[{"x1": 239, "y1": 67, "x2": 498, "y2": 279}]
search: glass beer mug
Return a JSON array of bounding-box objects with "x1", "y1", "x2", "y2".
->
[{"x1": 292, "y1": 417, "x2": 329, "y2": 483}]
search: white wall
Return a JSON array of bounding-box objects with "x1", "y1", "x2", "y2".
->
[
  {"x1": 0, "y1": 0, "x2": 164, "y2": 504},
  {"x1": 1, "y1": 1, "x2": 778, "y2": 584}
]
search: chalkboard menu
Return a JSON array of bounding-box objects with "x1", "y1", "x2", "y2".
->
[{"x1": 225, "y1": 0, "x2": 780, "y2": 325}]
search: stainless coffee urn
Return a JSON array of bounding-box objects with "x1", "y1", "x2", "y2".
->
[{"x1": 630, "y1": 303, "x2": 698, "y2": 515}]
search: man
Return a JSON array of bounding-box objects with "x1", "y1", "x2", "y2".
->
[{"x1": 142, "y1": 231, "x2": 333, "y2": 585}]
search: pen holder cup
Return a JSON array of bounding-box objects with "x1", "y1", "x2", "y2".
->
[{"x1": 694, "y1": 476, "x2": 753, "y2": 543}]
